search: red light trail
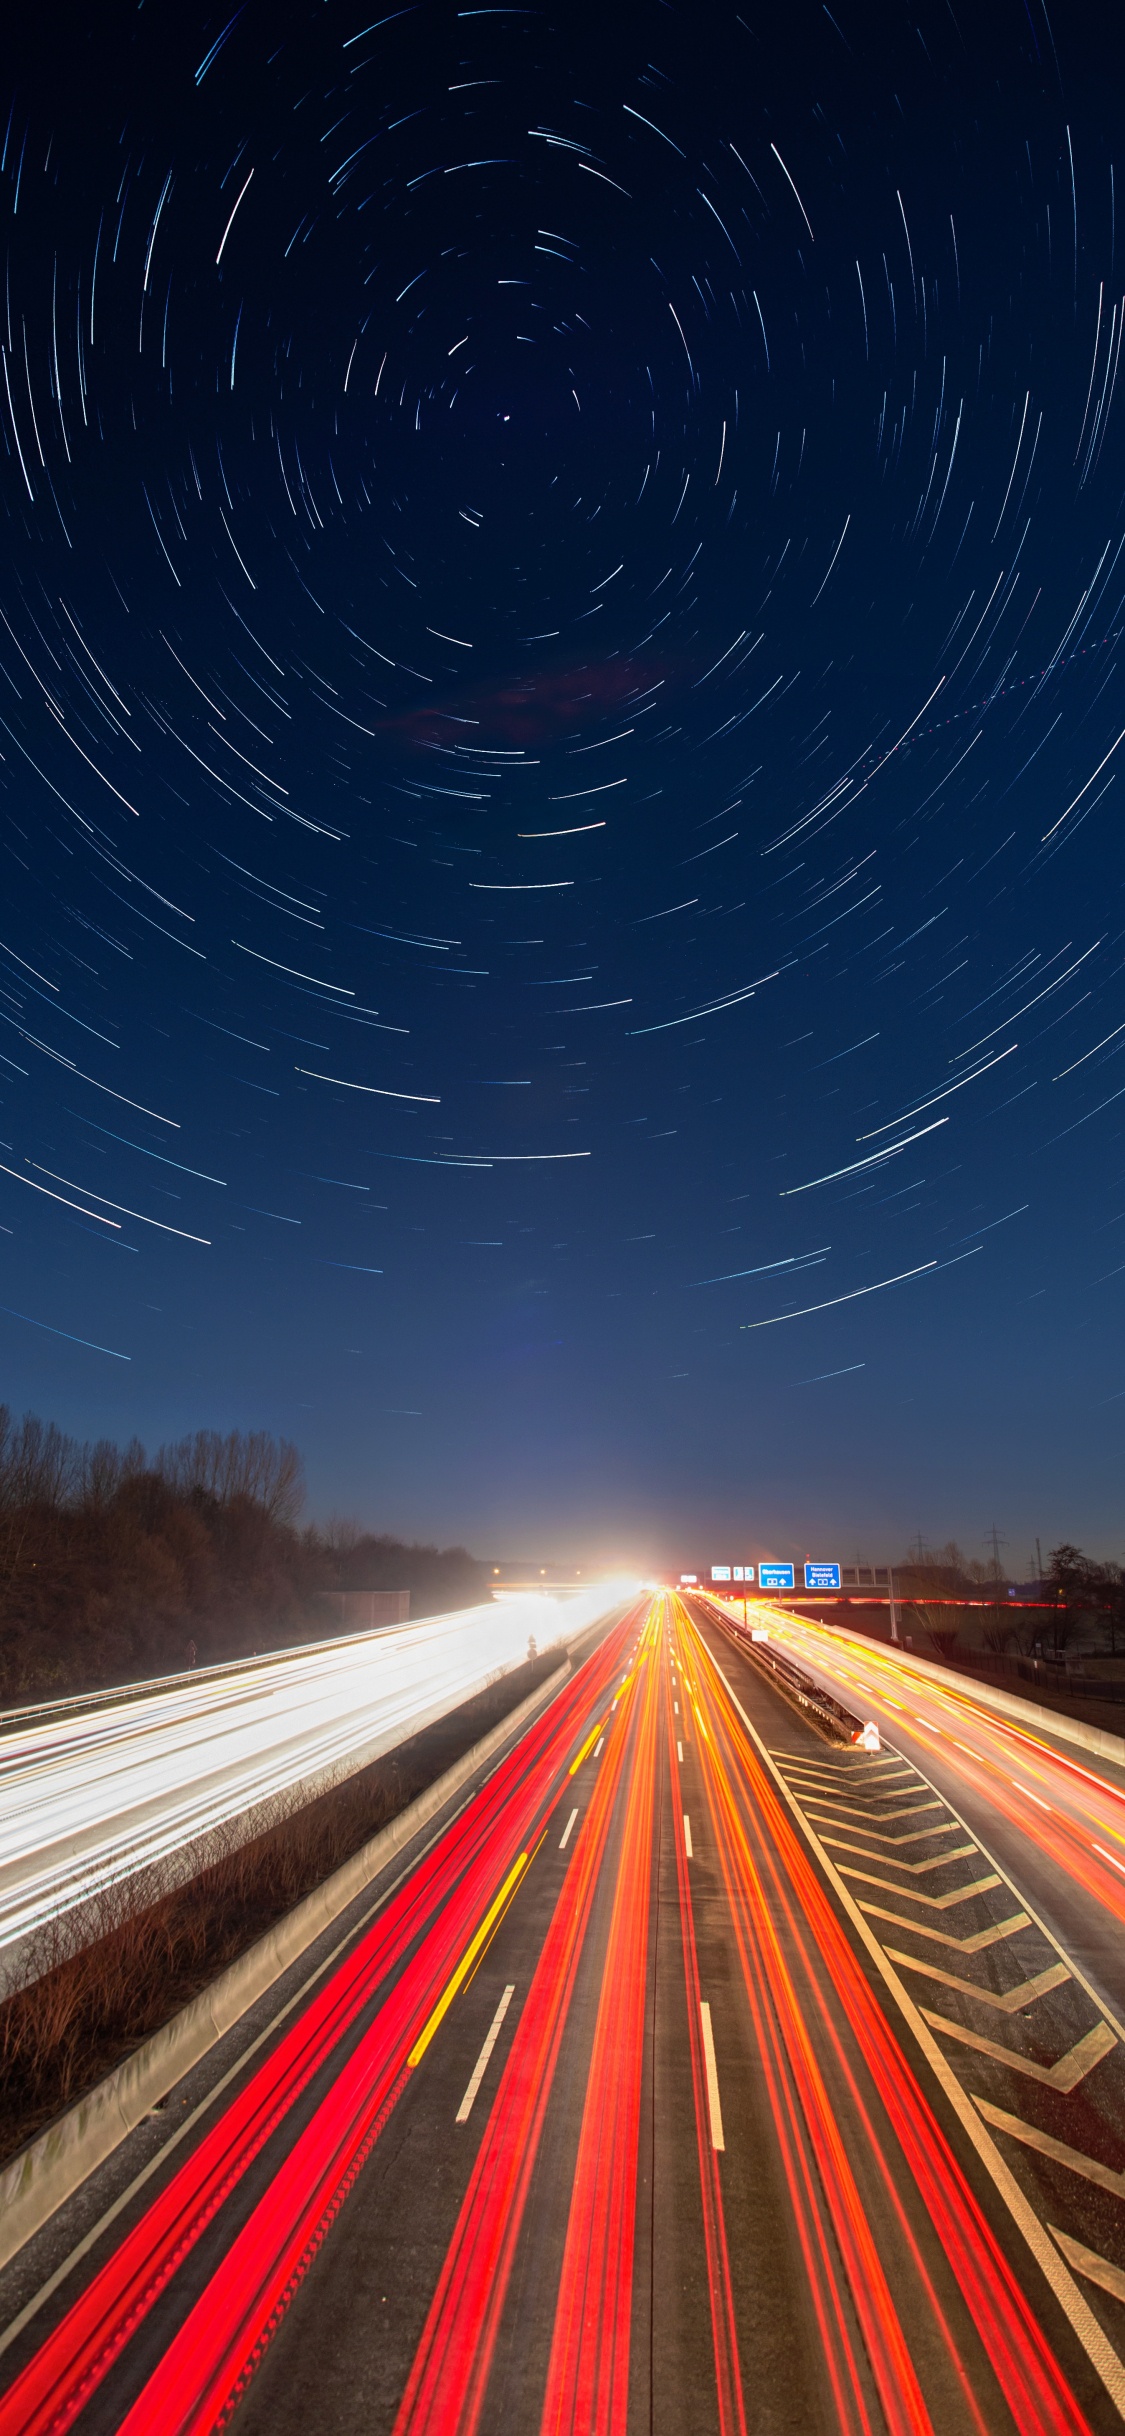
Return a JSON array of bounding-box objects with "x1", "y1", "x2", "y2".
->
[{"x1": 2, "y1": 1590, "x2": 1121, "y2": 2432}]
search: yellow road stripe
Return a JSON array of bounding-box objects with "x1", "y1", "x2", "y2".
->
[
  {"x1": 408, "y1": 1850, "x2": 530, "y2": 2069},
  {"x1": 568, "y1": 1717, "x2": 608, "y2": 1778}
]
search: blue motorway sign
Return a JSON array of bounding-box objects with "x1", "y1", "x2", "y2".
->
[
  {"x1": 758, "y1": 1561, "x2": 795, "y2": 1591},
  {"x1": 804, "y1": 1561, "x2": 842, "y2": 1591},
  {"x1": 710, "y1": 1564, "x2": 731, "y2": 1581}
]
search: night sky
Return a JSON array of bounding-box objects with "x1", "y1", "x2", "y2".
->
[{"x1": 1, "y1": 0, "x2": 1123, "y2": 1569}]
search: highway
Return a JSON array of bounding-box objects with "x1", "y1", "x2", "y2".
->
[
  {"x1": 0, "y1": 1586, "x2": 628, "y2": 1998},
  {"x1": 1, "y1": 1590, "x2": 1124, "y2": 2431}
]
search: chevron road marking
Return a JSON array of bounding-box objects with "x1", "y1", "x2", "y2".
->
[
  {"x1": 839, "y1": 1866, "x2": 1001, "y2": 1908},
  {"x1": 801, "y1": 1798, "x2": 946, "y2": 1824},
  {"x1": 772, "y1": 1763, "x2": 915, "y2": 1787},
  {"x1": 709, "y1": 1655, "x2": 1125, "y2": 2416},
  {"x1": 814, "y1": 1819, "x2": 964, "y2": 1849},
  {"x1": 858, "y1": 1902, "x2": 1031, "y2": 1949},
  {"x1": 823, "y1": 1837, "x2": 978, "y2": 1874},
  {"x1": 920, "y1": 2011, "x2": 1116, "y2": 2093},
  {"x1": 769, "y1": 1763, "x2": 920, "y2": 1783},
  {"x1": 886, "y1": 1954, "x2": 1070, "y2": 2013},
  {"x1": 975, "y1": 2098, "x2": 1125, "y2": 2201},
  {"x1": 1052, "y1": 2227, "x2": 1125, "y2": 2306}
]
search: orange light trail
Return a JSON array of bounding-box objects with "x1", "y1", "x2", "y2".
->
[
  {"x1": 391, "y1": 1611, "x2": 652, "y2": 2436},
  {"x1": 761, "y1": 1611, "x2": 1125, "y2": 1934},
  {"x1": 660, "y1": 1617, "x2": 748, "y2": 2436},
  {"x1": 538, "y1": 1605, "x2": 660, "y2": 2436},
  {"x1": 679, "y1": 1601, "x2": 1097, "y2": 2436}
]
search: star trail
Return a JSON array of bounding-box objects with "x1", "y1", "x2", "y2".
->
[{"x1": 0, "y1": 0, "x2": 1122, "y2": 1554}]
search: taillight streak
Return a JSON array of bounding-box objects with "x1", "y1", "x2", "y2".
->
[
  {"x1": 687, "y1": 1616, "x2": 1095, "y2": 2436},
  {"x1": 538, "y1": 1616, "x2": 660, "y2": 2436},
  {"x1": 391, "y1": 1617, "x2": 651, "y2": 2436},
  {"x1": 0, "y1": 1608, "x2": 643, "y2": 2436}
]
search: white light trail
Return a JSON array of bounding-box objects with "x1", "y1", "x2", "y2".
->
[{"x1": 0, "y1": 1585, "x2": 632, "y2": 1994}]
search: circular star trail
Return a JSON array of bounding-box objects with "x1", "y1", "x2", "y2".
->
[{"x1": 0, "y1": 0, "x2": 1122, "y2": 1545}]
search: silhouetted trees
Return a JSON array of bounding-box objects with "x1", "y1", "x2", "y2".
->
[
  {"x1": 0, "y1": 1407, "x2": 486, "y2": 1708},
  {"x1": 1042, "y1": 1544, "x2": 1125, "y2": 1658}
]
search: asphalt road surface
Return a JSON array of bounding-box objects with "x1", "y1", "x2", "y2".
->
[{"x1": 2, "y1": 1590, "x2": 1125, "y2": 2434}]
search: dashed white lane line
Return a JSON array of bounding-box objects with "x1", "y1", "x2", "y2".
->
[
  {"x1": 677, "y1": 1740, "x2": 684, "y2": 1764},
  {"x1": 456, "y1": 1985, "x2": 515, "y2": 2124},
  {"x1": 559, "y1": 1807, "x2": 579, "y2": 1851},
  {"x1": 594, "y1": 1736, "x2": 604, "y2": 1757},
  {"x1": 700, "y1": 2001, "x2": 725, "y2": 2151},
  {"x1": 683, "y1": 1813, "x2": 693, "y2": 1858}
]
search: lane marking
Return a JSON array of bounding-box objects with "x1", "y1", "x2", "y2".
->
[
  {"x1": 0, "y1": 1639, "x2": 601, "y2": 2371},
  {"x1": 801, "y1": 1797, "x2": 945, "y2": 1823},
  {"x1": 677, "y1": 1740, "x2": 684, "y2": 1764},
  {"x1": 569, "y1": 1715, "x2": 608, "y2": 1776},
  {"x1": 816, "y1": 1818, "x2": 964, "y2": 1849},
  {"x1": 839, "y1": 1866, "x2": 1001, "y2": 1909},
  {"x1": 456, "y1": 1985, "x2": 515, "y2": 2123},
  {"x1": 823, "y1": 1836, "x2": 978, "y2": 1874},
  {"x1": 976, "y1": 2097, "x2": 1125, "y2": 2200},
  {"x1": 706, "y1": 1642, "x2": 1125, "y2": 2415},
  {"x1": 594, "y1": 1736, "x2": 604, "y2": 1757},
  {"x1": 559, "y1": 1807, "x2": 579, "y2": 1850},
  {"x1": 700, "y1": 2001, "x2": 725, "y2": 2151},
  {"x1": 408, "y1": 1851, "x2": 529, "y2": 2069},
  {"x1": 858, "y1": 1902, "x2": 1031, "y2": 1950},
  {"x1": 683, "y1": 1813, "x2": 693, "y2": 1858},
  {"x1": 1052, "y1": 2226, "x2": 1125, "y2": 2306},
  {"x1": 886, "y1": 1953, "x2": 1070, "y2": 2013},
  {"x1": 919, "y1": 2011, "x2": 1116, "y2": 2093},
  {"x1": 772, "y1": 1756, "x2": 912, "y2": 1781}
]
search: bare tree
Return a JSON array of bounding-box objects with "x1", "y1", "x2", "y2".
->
[
  {"x1": 0, "y1": 1412, "x2": 81, "y2": 1510},
  {"x1": 156, "y1": 1431, "x2": 304, "y2": 1525}
]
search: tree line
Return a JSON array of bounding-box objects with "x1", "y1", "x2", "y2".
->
[
  {"x1": 0, "y1": 1407, "x2": 487, "y2": 1708},
  {"x1": 897, "y1": 1538, "x2": 1125, "y2": 1661}
]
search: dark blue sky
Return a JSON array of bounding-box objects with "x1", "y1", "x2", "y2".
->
[{"x1": 1, "y1": 0, "x2": 1123, "y2": 1570}]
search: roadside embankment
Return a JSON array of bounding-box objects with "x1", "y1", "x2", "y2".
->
[{"x1": 0, "y1": 1645, "x2": 563, "y2": 2177}]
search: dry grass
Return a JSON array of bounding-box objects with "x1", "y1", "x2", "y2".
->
[{"x1": 0, "y1": 1648, "x2": 557, "y2": 2167}]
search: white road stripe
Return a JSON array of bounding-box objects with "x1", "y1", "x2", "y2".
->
[
  {"x1": 559, "y1": 1807, "x2": 579, "y2": 1850},
  {"x1": 456, "y1": 1985, "x2": 515, "y2": 2123},
  {"x1": 594, "y1": 1735, "x2": 604, "y2": 1756},
  {"x1": 677, "y1": 1740, "x2": 684, "y2": 1764},
  {"x1": 683, "y1": 1813, "x2": 693, "y2": 1858},
  {"x1": 700, "y1": 2001, "x2": 725, "y2": 2150}
]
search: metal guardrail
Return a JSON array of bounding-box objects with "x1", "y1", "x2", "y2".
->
[{"x1": 696, "y1": 1598, "x2": 870, "y2": 1746}]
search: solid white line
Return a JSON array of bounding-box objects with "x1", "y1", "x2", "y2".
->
[
  {"x1": 677, "y1": 1740, "x2": 684, "y2": 1763},
  {"x1": 456, "y1": 1985, "x2": 515, "y2": 2123},
  {"x1": 683, "y1": 1813, "x2": 693, "y2": 1858},
  {"x1": 559, "y1": 1806, "x2": 579, "y2": 1850},
  {"x1": 700, "y1": 2001, "x2": 725, "y2": 2150}
]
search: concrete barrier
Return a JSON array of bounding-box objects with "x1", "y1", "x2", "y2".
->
[
  {"x1": 0, "y1": 1657, "x2": 572, "y2": 2274},
  {"x1": 712, "y1": 1596, "x2": 1125, "y2": 1771},
  {"x1": 832, "y1": 1630, "x2": 1125, "y2": 1769}
]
